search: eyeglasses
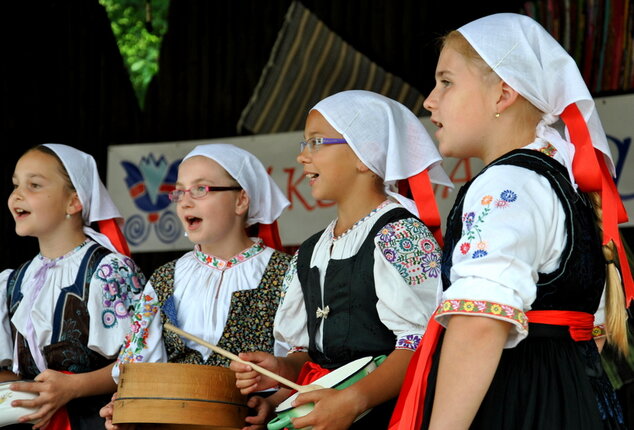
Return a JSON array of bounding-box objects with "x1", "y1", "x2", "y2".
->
[
  {"x1": 299, "y1": 137, "x2": 347, "y2": 153},
  {"x1": 168, "y1": 185, "x2": 242, "y2": 203}
]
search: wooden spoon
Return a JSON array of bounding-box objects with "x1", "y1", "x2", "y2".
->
[{"x1": 164, "y1": 323, "x2": 322, "y2": 393}]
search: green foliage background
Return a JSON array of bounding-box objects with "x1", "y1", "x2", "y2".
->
[{"x1": 99, "y1": 0, "x2": 170, "y2": 108}]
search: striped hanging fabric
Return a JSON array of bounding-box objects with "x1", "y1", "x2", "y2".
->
[{"x1": 237, "y1": 1, "x2": 425, "y2": 134}]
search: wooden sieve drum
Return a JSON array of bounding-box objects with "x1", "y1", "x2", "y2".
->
[{"x1": 112, "y1": 362, "x2": 248, "y2": 430}]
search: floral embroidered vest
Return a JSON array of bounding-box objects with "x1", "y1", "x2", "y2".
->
[
  {"x1": 297, "y1": 208, "x2": 412, "y2": 369},
  {"x1": 442, "y1": 149, "x2": 605, "y2": 313},
  {"x1": 7, "y1": 243, "x2": 113, "y2": 379},
  {"x1": 152, "y1": 250, "x2": 290, "y2": 367}
]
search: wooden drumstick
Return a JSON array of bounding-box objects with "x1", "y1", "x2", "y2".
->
[{"x1": 164, "y1": 323, "x2": 322, "y2": 393}]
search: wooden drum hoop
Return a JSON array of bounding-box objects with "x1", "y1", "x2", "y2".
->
[{"x1": 112, "y1": 362, "x2": 248, "y2": 430}]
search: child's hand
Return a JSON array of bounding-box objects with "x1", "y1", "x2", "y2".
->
[
  {"x1": 99, "y1": 393, "x2": 136, "y2": 430},
  {"x1": 242, "y1": 395, "x2": 275, "y2": 430},
  {"x1": 290, "y1": 388, "x2": 362, "y2": 430},
  {"x1": 230, "y1": 352, "x2": 280, "y2": 395},
  {"x1": 9, "y1": 369, "x2": 75, "y2": 429}
]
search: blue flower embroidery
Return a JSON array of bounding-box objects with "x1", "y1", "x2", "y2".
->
[
  {"x1": 500, "y1": 190, "x2": 517, "y2": 202},
  {"x1": 461, "y1": 190, "x2": 518, "y2": 259},
  {"x1": 462, "y1": 212, "x2": 476, "y2": 231}
]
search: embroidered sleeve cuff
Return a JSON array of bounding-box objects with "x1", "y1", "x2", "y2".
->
[
  {"x1": 592, "y1": 324, "x2": 606, "y2": 338},
  {"x1": 288, "y1": 346, "x2": 308, "y2": 355},
  {"x1": 395, "y1": 334, "x2": 421, "y2": 351},
  {"x1": 436, "y1": 299, "x2": 528, "y2": 333},
  {"x1": 117, "y1": 293, "x2": 161, "y2": 365}
]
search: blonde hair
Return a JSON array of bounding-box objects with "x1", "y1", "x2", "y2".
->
[
  {"x1": 442, "y1": 31, "x2": 543, "y2": 127},
  {"x1": 589, "y1": 192, "x2": 630, "y2": 355}
]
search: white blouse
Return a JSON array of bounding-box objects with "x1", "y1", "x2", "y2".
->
[
  {"x1": 113, "y1": 239, "x2": 287, "y2": 382},
  {"x1": 274, "y1": 201, "x2": 442, "y2": 354},
  {"x1": 436, "y1": 141, "x2": 606, "y2": 347},
  {"x1": 0, "y1": 240, "x2": 145, "y2": 372}
]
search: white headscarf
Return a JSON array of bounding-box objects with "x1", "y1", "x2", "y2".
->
[
  {"x1": 182, "y1": 143, "x2": 290, "y2": 227},
  {"x1": 311, "y1": 90, "x2": 453, "y2": 216},
  {"x1": 43, "y1": 143, "x2": 123, "y2": 254},
  {"x1": 457, "y1": 13, "x2": 616, "y2": 186}
]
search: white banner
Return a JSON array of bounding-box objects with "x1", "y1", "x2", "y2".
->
[{"x1": 107, "y1": 94, "x2": 634, "y2": 253}]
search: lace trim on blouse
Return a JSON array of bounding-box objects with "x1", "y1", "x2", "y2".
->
[{"x1": 330, "y1": 200, "x2": 392, "y2": 242}]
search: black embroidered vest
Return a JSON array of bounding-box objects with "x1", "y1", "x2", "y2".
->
[
  {"x1": 297, "y1": 208, "x2": 413, "y2": 369},
  {"x1": 7, "y1": 243, "x2": 113, "y2": 379},
  {"x1": 152, "y1": 250, "x2": 290, "y2": 367},
  {"x1": 441, "y1": 149, "x2": 605, "y2": 312}
]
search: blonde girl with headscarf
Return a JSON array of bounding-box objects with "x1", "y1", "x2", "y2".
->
[
  {"x1": 0, "y1": 144, "x2": 145, "y2": 429},
  {"x1": 230, "y1": 90, "x2": 452, "y2": 430},
  {"x1": 389, "y1": 13, "x2": 631, "y2": 430}
]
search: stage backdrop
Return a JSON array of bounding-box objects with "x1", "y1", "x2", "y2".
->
[{"x1": 107, "y1": 93, "x2": 634, "y2": 253}]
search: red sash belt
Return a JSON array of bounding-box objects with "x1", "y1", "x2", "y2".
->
[
  {"x1": 388, "y1": 309, "x2": 595, "y2": 429},
  {"x1": 525, "y1": 310, "x2": 594, "y2": 341}
]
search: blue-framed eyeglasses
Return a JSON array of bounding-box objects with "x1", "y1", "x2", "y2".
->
[
  {"x1": 168, "y1": 185, "x2": 242, "y2": 203},
  {"x1": 299, "y1": 137, "x2": 347, "y2": 153}
]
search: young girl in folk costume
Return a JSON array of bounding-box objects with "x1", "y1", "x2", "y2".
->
[
  {"x1": 231, "y1": 90, "x2": 453, "y2": 430},
  {"x1": 0, "y1": 144, "x2": 145, "y2": 429},
  {"x1": 390, "y1": 13, "x2": 633, "y2": 430},
  {"x1": 100, "y1": 143, "x2": 291, "y2": 430}
]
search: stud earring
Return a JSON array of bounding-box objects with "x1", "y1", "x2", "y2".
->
[
  {"x1": 495, "y1": 112, "x2": 500, "y2": 118},
  {"x1": 65, "y1": 213, "x2": 71, "y2": 219},
  {"x1": 183, "y1": 232, "x2": 188, "y2": 237}
]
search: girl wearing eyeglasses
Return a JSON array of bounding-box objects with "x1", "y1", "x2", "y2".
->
[
  {"x1": 100, "y1": 143, "x2": 291, "y2": 430},
  {"x1": 230, "y1": 90, "x2": 453, "y2": 430}
]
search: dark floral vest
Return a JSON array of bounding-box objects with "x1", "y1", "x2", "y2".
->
[
  {"x1": 7, "y1": 243, "x2": 113, "y2": 379},
  {"x1": 152, "y1": 250, "x2": 290, "y2": 367}
]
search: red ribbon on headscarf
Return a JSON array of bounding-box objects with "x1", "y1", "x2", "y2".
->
[
  {"x1": 399, "y1": 171, "x2": 444, "y2": 247},
  {"x1": 388, "y1": 315, "x2": 443, "y2": 430},
  {"x1": 97, "y1": 219, "x2": 131, "y2": 257},
  {"x1": 258, "y1": 221, "x2": 285, "y2": 252},
  {"x1": 560, "y1": 103, "x2": 633, "y2": 305}
]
